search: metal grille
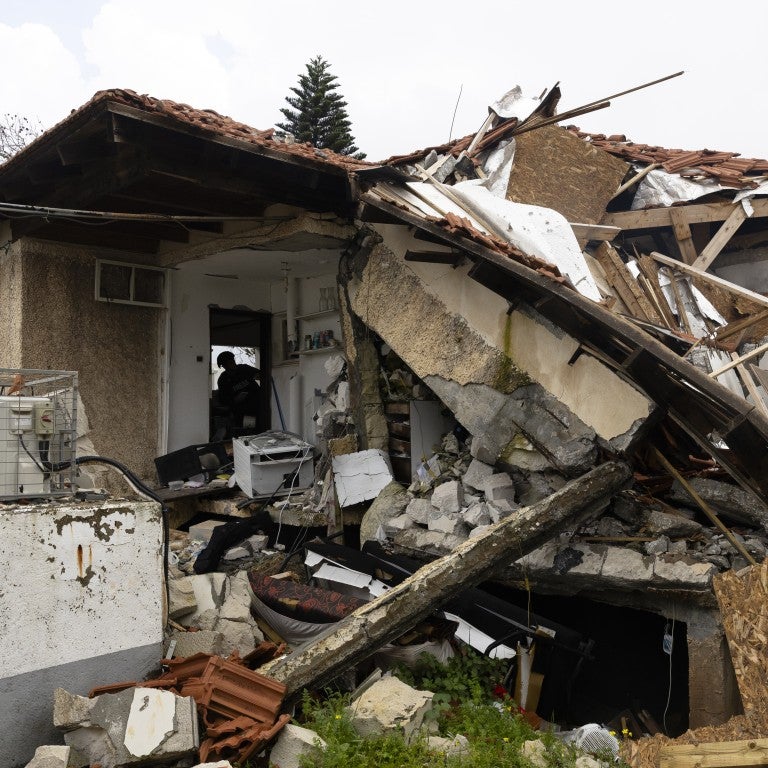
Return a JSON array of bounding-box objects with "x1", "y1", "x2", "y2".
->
[{"x1": 0, "y1": 369, "x2": 78, "y2": 501}]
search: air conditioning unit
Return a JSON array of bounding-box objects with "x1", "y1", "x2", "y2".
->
[
  {"x1": 0, "y1": 369, "x2": 78, "y2": 500},
  {"x1": 233, "y1": 430, "x2": 313, "y2": 499}
]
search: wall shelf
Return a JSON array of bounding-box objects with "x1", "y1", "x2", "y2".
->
[
  {"x1": 295, "y1": 309, "x2": 338, "y2": 321},
  {"x1": 298, "y1": 345, "x2": 342, "y2": 356}
]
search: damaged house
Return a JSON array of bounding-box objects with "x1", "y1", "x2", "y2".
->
[{"x1": 1, "y1": 80, "x2": 768, "y2": 766}]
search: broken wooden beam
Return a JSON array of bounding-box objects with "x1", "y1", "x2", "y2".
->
[
  {"x1": 650, "y1": 252, "x2": 768, "y2": 311},
  {"x1": 261, "y1": 461, "x2": 631, "y2": 698},
  {"x1": 692, "y1": 201, "x2": 753, "y2": 272}
]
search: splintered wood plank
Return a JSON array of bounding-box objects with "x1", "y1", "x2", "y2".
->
[
  {"x1": 602, "y1": 198, "x2": 768, "y2": 230},
  {"x1": 650, "y1": 253, "x2": 768, "y2": 310},
  {"x1": 636, "y1": 255, "x2": 676, "y2": 327},
  {"x1": 670, "y1": 206, "x2": 700, "y2": 265},
  {"x1": 713, "y1": 559, "x2": 768, "y2": 720},
  {"x1": 693, "y1": 202, "x2": 752, "y2": 271},
  {"x1": 594, "y1": 243, "x2": 659, "y2": 322},
  {"x1": 660, "y1": 738, "x2": 768, "y2": 768}
]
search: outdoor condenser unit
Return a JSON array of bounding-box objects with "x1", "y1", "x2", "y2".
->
[
  {"x1": 233, "y1": 430, "x2": 313, "y2": 499},
  {"x1": 0, "y1": 369, "x2": 78, "y2": 501}
]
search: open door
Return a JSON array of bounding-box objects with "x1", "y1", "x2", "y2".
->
[{"x1": 210, "y1": 307, "x2": 271, "y2": 439}]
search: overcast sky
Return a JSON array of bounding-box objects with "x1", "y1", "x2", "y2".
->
[{"x1": 2, "y1": 1, "x2": 767, "y2": 162}]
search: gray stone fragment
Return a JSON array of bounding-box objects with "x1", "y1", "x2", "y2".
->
[
  {"x1": 247, "y1": 534, "x2": 269, "y2": 552},
  {"x1": 360, "y1": 481, "x2": 410, "y2": 544},
  {"x1": 668, "y1": 477, "x2": 768, "y2": 531},
  {"x1": 653, "y1": 556, "x2": 715, "y2": 586},
  {"x1": 53, "y1": 689, "x2": 94, "y2": 731},
  {"x1": 168, "y1": 577, "x2": 198, "y2": 620},
  {"x1": 666, "y1": 540, "x2": 689, "y2": 554},
  {"x1": 643, "y1": 510, "x2": 704, "y2": 539},
  {"x1": 745, "y1": 537, "x2": 768, "y2": 559},
  {"x1": 171, "y1": 629, "x2": 225, "y2": 658},
  {"x1": 487, "y1": 498, "x2": 519, "y2": 523},
  {"x1": 601, "y1": 547, "x2": 653, "y2": 584},
  {"x1": 347, "y1": 676, "x2": 433, "y2": 743},
  {"x1": 594, "y1": 517, "x2": 629, "y2": 538},
  {"x1": 468, "y1": 524, "x2": 492, "y2": 538},
  {"x1": 427, "y1": 509, "x2": 467, "y2": 536},
  {"x1": 178, "y1": 573, "x2": 228, "y2": 627},
  {"x1": 216, "y1": 618, "x2": 257, "y2": 658},
  {"x1": 522, "y1": 739, "x2": 549, "y2": 768},
  {"x1": 480, "y1": 472, "x2": 515, "y2": 503},
  {"x1": 645, "y1": 536, "x2": 670, "y2": 555},
  {"x1": 431, "y1": 480, "x2": 463, "y2": 513},
  {"x1": 383, "y1": 513, "x2": 415, "y2": 535},
  {"x1": 427, "y1": 734, "x2": 469, "y2": 756},
  {"x1": 405, "y1": 498, "x2": 431, "y2": 525},
  {"x1": 702, "y1": 555, "x2": 730, "y2": 570},
  {"x1": 219, "y1": 570, "x2": 253, "y2": 623},
  {"x1": 223, "y1": 546, "x2": 250, "y2": 560},
  {"x1": 269, "y1": 723, "x2": 326, "y2": 768},
  {"x1": 392, "y1": 528, "x2": 466, "y2": 555},
  {"x1": 462, "y1": 458, "x2": 495, "y2": 492},
  {"x1": 463, "y1": 501, "x2": 491, "y2": 528},
  {"x1": 517, "y1": 471, "x2": 567, "y2": 506},
  {"x1": 24, "y1": 745, "x2": 70, "y2": 768}
]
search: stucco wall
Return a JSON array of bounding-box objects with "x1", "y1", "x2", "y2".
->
[
  {"x1": 0, "y1": 240, "x2": 23, "y2": 367},
  {"x1": 17, "y1": 240, "x2": 162, "y2": 479},
  {"x1": 367, "y1": 225, "x2": 652, "y2": 442}
]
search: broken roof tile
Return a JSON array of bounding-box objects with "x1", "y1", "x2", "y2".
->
[{"x1": 568, "y1": 126, "x2": 768, "y2": 189}]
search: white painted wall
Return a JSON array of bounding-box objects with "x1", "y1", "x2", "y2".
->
[
  {"x1": 167, "y1": 268, "x2": 272, "y2": 451},
  {"x1": 1, "y1": 499, "x2": 163, "y2": 678}
]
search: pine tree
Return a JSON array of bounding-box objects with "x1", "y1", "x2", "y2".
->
[{"x1": 278, "y1": 56, "x2": 365, "y2": 159}]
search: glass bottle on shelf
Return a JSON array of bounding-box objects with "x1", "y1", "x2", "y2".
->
[{"x1": 318, "y1": 287, "x2": 328, "y2": 312}]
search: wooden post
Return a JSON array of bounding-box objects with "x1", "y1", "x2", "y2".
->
[{"x1": 262, "y1": 461, "x2": 631, "y2": 698}]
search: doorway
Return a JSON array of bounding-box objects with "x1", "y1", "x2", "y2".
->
[{"x1": 210, "y1": 307, "x2": 271, "y2": 440}]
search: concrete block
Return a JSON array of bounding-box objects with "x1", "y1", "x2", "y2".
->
[
  {"x1": 463, "y1": 502, "x2": 491, "y2": 528},
  {"x1": 645, "y1": 536, "x2": 670, "y2": 555},
  {"x1": 178, "y1": 573, "x2": 228, "y2": 627},
  {"x1": 653, "y1": 556, "x2": 716, "y2": 587},
  {"x1": 53, "y1": 688, "x2": 94, "y2": 731},
  {"x1": 218, "y1": 570, "x2": 253, "y2": 623},
  {"x1": 462, "y1": 458, "x2": 494, "y2": 492},
  {"x1": 383, "y1": 513, "x2": 415, "y2": 535},
  {"x1": 405, "y1": 498, "x2": 431, "y2": 525},
  {"x1": 269, "y1": 723, "x2": 326, "y2": 768},
  {"x1": 65, "y1": 688, "x2": 198, "y2": 768},
  {"x1": 223, "y1": 546, "x2": 250, "y2": 560},
  {"x1": 393, "y1": 528, "x2": 466, "y2": 556},
  {"x1": 168, "y1": 577, "x2": 197, "y2": 620},
  {"x1": 601, "y1": 547, "x2": 653, "y2": 584},
  {"x1": 480, "y1": 472, "x2": 515, "y2": 502},
  {"x1": 430, "y1": 480, "x2": 463, "y2": 514},
  {"x1": 188, "y1": 519, "x2": 227, "y2": 544},
  {"x1": 427, "y1": 509, "x2": 466, "y2": 536},
  {"x1": 567, "y1": 544, "x2": 606, "y2": 576},
  {"x1": 347, "y1": 676, "x2": 433, "y2": 743},
  {"x1": 644, "y1": 510, "x2": 704, "y2": 539},
  {"x1": 515, "y1": 541, "x2": 558, "y2": 572},
  {"x1": 171, "y1": 629, "x2": 224, "y2": 658},
  {"x1": 216, "y1": 618, "x2": 257, "y2": 658},
  {"x1": 332, "y1": 449, "x2": 393, "y2": 507},
  {"x1": 487, "y1": 498, "x2": 519, "y2": 523},
  {"x1": 24, "y1": 745, "x2": 70, "y2": 768},
  {"x1": 360, "y1": 480, "x2": 410, "y2": 544}
]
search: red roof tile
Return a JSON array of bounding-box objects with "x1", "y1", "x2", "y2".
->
[{"x1": 567, "y1": 126, "x2": 768, "y2": 189}]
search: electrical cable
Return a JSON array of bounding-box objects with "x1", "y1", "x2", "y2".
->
[{"x1": 662, "y1": 608, "x2": 676, "y2": 735}]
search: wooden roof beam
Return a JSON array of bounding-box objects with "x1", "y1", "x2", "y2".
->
[{"x1": 602, "y1": 197, "x2": 768, "y2": 230}]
